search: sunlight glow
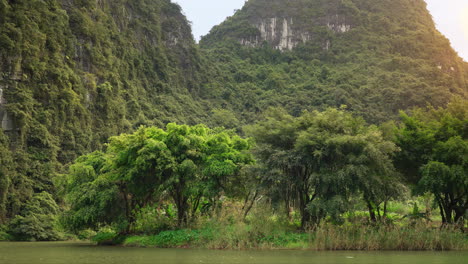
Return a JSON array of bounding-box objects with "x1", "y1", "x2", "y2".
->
[{"x1": 462, "y1": 7, "x2": 468, "y2": 40}]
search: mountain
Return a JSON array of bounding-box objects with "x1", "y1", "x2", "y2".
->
[
  {"x1": 200, "y1": 0, "x2": 467, "y2": 123},
  {"x1": 0, "y1": 0, "x2": 208, "y2": 223}
]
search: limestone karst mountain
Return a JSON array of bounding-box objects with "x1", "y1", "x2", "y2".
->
[{"x1": 200, "y1": 0, "x2": 467, "y2": 122}]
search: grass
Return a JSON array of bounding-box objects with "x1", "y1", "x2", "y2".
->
[
  {"x1": 310, "y1": 224, "x2": 467, "y2": 250},
  {"x1": 92, "y1": 223, "x2": 467, "y2": 250},
  {"x1": 91, "y1": 200, "x2": 467, "y2": 251}
]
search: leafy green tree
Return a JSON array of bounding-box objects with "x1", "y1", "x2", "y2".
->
[
  {"x1": 248, "y1": 107, "x2": 400, "y2": 227},
  {"x1": 8, "y1": 192, "x2": 61, "y2": 241},
  {"x1": 153, "y1": 124, "x2": 253, "y2": 226},
  {"x1": 63, "y1": 151, "x2": 125, "y2": 232},
  {"x1": 105, "y1": 128, "x2": 174, "y2": 229},
  {"x1": 64, "y1": 124, "x2": 253, "y2": 231},
  {"x1": 396, "y1": 99, "x2": 467, "y2": 224}
]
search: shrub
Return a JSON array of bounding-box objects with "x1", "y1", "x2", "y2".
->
[
  {"x1": 92, "y1": 230, "x2": 118, "y2": 245},
  {"x1": 7, "y1": 192, "x2": 62, "y2": 241},
  {"x1": 133, "y1": 205, "x2": 175, "y2": 234}
]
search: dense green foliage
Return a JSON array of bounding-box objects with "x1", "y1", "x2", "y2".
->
[
  {"x1": 119, "y1": 224, "x2": 467, "y2": 250},
  {"x1": 0, "y1": 0, "x2": 213, "y2": 226},
  {"x1": 200, "y1": 0, "x2": 467, "y2": 124},
  {"x1": 64, "y1": 124, "x2": 252, "y2": 232},
  {"x1": 63, "y1": 106, "x2": 466, "y2": 249},
  {"x1": 247, "y1": 107, "x2": 402, "y2": 227},
  {"x1": 0, "y1": 0, "x2": 467, "y2": 245},
  {"x1": 0, "y1": 130, "x2": 13, "y2": 224},
  {"x1": 7, "y1": 192, "x2": 61, "y2": 241},
  {"x1": 396, "y1": 99, "x2": 467, "y2": 224}
]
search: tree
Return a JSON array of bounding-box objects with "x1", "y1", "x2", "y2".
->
[
  {"x1": 396, "y1": 99, "x2": 467, "y2": 224},
  {"x1": 8, "y1": 192, "x2": 61, "y2": 241},
  {"x1": 63, "y1": 151, "x2": 126, "y2": 232},
  {"x1": 248, "y1": 107, "x2": 401, "y2": 227},
  {"x1": 157, "y1": 124, "x2": 253, "y2": 226},
  {"x1": 64, "y1": 124, "x2": 253, "y2": 232}
]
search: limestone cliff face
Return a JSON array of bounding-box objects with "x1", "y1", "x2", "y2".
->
[
  {"x1": 0, "y1": 85, "x2": 14, "y2": 131},
  {"x1": 240, "y1": 17, "x2": 308, "y2": 50},
  {"x1": 240, "y1": 14, "x2": 351, "y2": 51},
  {"x1": 202, "y1": 0, "x2": 355, "y2": 51},
  {"x1": 0, "y1": 0, "x2": 200, "y2": 134}
]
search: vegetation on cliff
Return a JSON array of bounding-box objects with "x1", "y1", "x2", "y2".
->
[
  {"x1": 200, "y1": 0, "x2": 467, "y2": 123},
  {"x1": 0, "y1": 0, "x2": 209, "y2": 224}
]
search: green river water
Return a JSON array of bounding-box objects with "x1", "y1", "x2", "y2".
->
[{"x1": 0, "y1": 242, "x2": 466, "y2": 264}]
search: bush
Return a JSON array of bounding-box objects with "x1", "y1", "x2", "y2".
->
[
  {"x1": 7, "y1": 192, "x2": 62, "y2": 241},
  {"x1": 92, "y1": 230, "x2": 118, "y2": 245},
  {"x1": 133, "y1": 205, "x2": 175, "y2": 234},
  {"x1": 0, "y1": 225, "x2": 12, "y2": 241},
  {"x1": 77, "y1": 229, "x2": 97, "y2": 240},
  {"x1": 124, "y1": 229, "x2": 207, "y2": 247}
]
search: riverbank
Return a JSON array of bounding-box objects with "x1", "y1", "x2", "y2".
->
[{"x1": 94, "y1": 224, "x2": 468, "y2": 251}]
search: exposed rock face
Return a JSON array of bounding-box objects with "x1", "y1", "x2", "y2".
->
[
  {"x1": 1, "y1": 112, "x2": 14, "y2": 131},
  {"x1": 0, "y1": 85, "x2": 14, "y2": 131},
  {"x1": 0, "y1": 86, "x2": 4, "y2": 105},
  {"x1": 240, "y1": 17, "x2": 308, "y2": 50},
  {"x1": 204, "y1": 0, "x2": 354, "y2": 51},
  {"x1": 238, "y1": 12, "x2": 352, "y2": 51}
]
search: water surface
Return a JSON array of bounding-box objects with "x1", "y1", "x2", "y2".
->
[{"x1": 0, "y1": 242, "x2": 466, "y2": 264}]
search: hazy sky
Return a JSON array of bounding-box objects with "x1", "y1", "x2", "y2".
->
[{"x1": 174, "y1": 0, "x2": 468, "y2": 61}]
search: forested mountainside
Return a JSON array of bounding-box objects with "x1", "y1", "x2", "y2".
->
[
  {"x1": 200, "y1": 0, "x2": 467, "y2": 123},
  {"x1": 0, "y1": 0, "x2": 467, "y2": 227},
  {"x1": 0, "y1": 0, "x2": 209, "y2": 223}
]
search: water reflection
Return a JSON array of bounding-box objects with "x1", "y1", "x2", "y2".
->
[{"x1": 0, "y1": 242, "x2": 466, "y2": 264}]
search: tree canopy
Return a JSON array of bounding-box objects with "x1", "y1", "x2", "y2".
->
[
  {"x1": 396, "y1": 99, "x2": 467, "y2": 224},
  {"x1": 247, "y1": 107, "x2": 401, "y2": 227},
  {"x1": 64, "y1": 124, "x2": 253, "y2": 232}
]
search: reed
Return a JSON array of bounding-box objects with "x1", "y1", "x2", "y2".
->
[{"x1": 116, "y1": 222, "x2": 467, "y2": 250}]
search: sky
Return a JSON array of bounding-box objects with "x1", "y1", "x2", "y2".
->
[{"x1": 174, "y1": 0, "x2": 468, "y2": 61}]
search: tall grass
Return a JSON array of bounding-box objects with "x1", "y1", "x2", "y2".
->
[
  {"x1": 90, "y1": 200, "x2": 467, "y2": 250},
  {"x1": 118, "y1": 223, "x2": 467, "y2": 250},
  {"x1": 311, "y1": 224, "x2": 466, "y2": 250},
  {"x1": 114, "y1": 206, "x2": 467, "y2": 250}
]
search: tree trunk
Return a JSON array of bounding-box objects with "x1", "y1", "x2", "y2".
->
[
  {"x1": 243, "y1": 191, "x2": 258, "y2": 219},
  {"x1": 383, "y1": 200, "x2": 388, "y2": 218},
  {"x1": 284, "y1": 190, "x2": 291, "y2": 220},
  {"x1": 119, "y1": 184, "x2": 134, "y2": 234},
  {"x1": 176, "y1": 196, "x2": 189, "y2": 227},
  {"x1": 438, "y1": 201, "x2": 447, "y2": 224},
  {"x1": 299, "y1": 191, "x2": 312, "y2": 229},
  {"x1": 191, "y1": 195, "x2": 201, "y2": 220},
  {"x1": 301, "y1": 207, "x2": 311, "y2": 229},
  {"x1": 173, "y1": 179, "x2": 189, "y2": 227},
  {"x1": 444, "y1": 204, "x2": 453, "y2": 224},
  {"x1": 367, "y1": 201, "x2": 377, "y2": 222},
  {"x1": 454, "y1": 208, "x2": 465, "y2": 223}
]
